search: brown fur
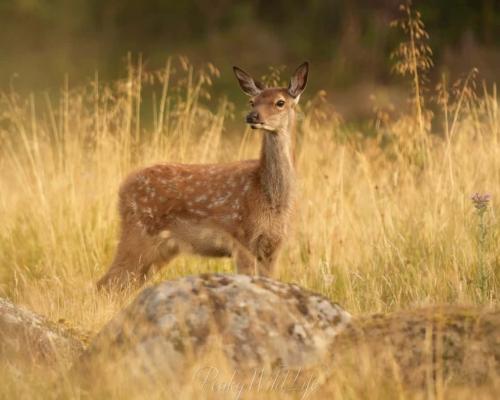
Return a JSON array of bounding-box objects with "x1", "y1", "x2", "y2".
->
[{"x1": 97, "y1": 63, "x2": 309, "y2": 290}]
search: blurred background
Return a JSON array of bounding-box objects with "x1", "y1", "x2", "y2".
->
[{"x1": 1, "y1": 0, "x2": 499, "y2": 119}]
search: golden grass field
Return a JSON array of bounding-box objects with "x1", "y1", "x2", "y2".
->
[{"x1": 0, "y1": 47, "x2": 498, "y2": 399}]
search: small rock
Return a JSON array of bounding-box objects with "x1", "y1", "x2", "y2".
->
[
  {"x1": 333, "y1": 305, "x2": 500, "y2": 387},
  {"x1": 0, "y1": 297, "x2": 84, "y2": 367}
]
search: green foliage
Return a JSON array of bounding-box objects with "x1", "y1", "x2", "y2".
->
[{"x1": 0, "y1": 0, "x2": 499, "y2": 95}]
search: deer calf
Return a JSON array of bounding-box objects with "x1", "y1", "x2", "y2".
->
[{"x1": 97, "y1": 62, "x2": 309, "y2": 290}]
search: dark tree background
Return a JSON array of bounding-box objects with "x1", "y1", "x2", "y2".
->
[{"x1": 1, "y1": 0, "x2": 498, "y2": 116}]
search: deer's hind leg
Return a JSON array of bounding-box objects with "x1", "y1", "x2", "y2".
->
[{"x1": 96, "y1": 222, "x2": 178, "y2": 291}]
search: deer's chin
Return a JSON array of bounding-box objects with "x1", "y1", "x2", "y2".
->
[{"x1": 249, "y1": 123, "x2": 275, "y2": 131}]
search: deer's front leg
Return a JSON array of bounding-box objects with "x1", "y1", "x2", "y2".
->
[
  {"x1": 234, "y1": 248, "x2": 258, "y2": 275},
  {"x1": 254, "y1": 234, "x2": 281, "y2": 277},
  {"x1": 232, "y1": 235, "x2": 280, "y2": 277}
]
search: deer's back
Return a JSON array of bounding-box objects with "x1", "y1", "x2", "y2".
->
[{"x1": 118, "y1": 160, "x2": 262, "y2": 235}]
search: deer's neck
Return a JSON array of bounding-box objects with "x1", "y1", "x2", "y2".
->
[{"x1": 259, "y1": 119, "x2": 295, "y2": 211}]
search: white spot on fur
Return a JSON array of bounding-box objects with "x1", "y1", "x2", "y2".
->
[{"x1": 160, "y1": 230, "x2": 171, "y2": 239}]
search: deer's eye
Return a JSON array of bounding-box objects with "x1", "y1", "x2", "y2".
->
[
  {"x1": 276, "y1": 100, "x2": 285, "y2": 108},
  {"x1": 249, "y1": 100, "x2": 255, "y2": 107}
]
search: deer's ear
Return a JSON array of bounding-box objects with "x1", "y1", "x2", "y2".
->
[
  {"x1": 233, "y1": 66, "x2": 262, "y2": 96},
  {"x1": 288, "y1": 62, "x2": 309, "y2": 100}
]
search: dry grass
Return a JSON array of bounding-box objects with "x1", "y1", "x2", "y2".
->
[{"x1": 0, "y1": 20, "x2": 499, "y2": 398}]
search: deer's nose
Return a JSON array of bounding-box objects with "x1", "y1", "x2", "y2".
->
[{"x1": 246, "y1": 111, "x2": 260, "y2": 124}]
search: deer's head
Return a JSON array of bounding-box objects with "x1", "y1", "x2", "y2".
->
[{"x1": 233, "y1": 62, "x2": 309, "y2": 133}]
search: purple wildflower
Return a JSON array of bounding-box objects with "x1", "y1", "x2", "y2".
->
[{"x1": 471, "y1": 192, "x2": 491, "y2": 212}]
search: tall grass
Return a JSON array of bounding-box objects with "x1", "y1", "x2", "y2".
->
[{"x1": 0, "y1": 5, "x2": 499, "y2": 398}]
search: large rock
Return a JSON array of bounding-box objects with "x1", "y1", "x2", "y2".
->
[
  {"x1": 0, "y1": 297, "x2": 84, "y2": 367},
  {"x1": 78, "y1": 274, "x2": 351, "y2": 379}
]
